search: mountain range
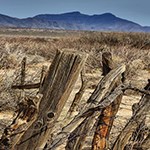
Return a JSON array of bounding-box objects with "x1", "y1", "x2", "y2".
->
[{"x1": 0, "y1": 11, "x2": 150, "y2": 32}]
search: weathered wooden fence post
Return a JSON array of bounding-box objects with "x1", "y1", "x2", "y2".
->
[
  {"x1": 65, "y1": 52, "x2": 126, "y2": 150},
  {"x1": 15, "y1": 50, "x2": 87, "y2": 150},
  {"x1": 112, "y1": 80, "x2": 150, "y2": 150},
  {"x1": 92, "y1": 52, "x2": 124, "y2": 150},
  {"x1": 48, "y1": 64, "x2": 125, "y2": 150},
  {"x1": 0, "y1": 50, "x2": 87, "y2": 150}
]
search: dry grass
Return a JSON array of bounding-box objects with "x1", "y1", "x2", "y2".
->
[
  {"x1": 0, "y1": 31, "x2": 150, "y2": 88},
  {"x1": 0, "y1": 29, "x2": 149, "y2": 115},
  {"x1": 0, "y1": 29, "x2": 150, "y2": 149},
  {"x1": 0, "y1": 31, "x2": 150, "y2": 69}
]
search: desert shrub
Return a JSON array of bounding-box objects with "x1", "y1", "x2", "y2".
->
[{"x1": 0, "y1": 31, "x2": 150, "y2": 70}]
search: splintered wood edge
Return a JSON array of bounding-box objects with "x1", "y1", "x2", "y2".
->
[{"x1": 14, "y1": 49, "x2": 88, "y2": 150}]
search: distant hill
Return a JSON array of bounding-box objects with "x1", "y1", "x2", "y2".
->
[{"x1": 0, "y1": 11, "x2": 150, "y2": 32}]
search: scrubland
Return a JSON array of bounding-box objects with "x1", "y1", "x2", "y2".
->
[
  {"x1": 0, "y1": 30, "x2": 150, "y2": 88},
  {"x1": 0, "y1": 29, "x2": 150, "y2": 149}
]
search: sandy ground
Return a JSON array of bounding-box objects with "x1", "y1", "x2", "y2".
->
[{"x1": 0, "y1": 64, "x2": 149, "y2": 149}]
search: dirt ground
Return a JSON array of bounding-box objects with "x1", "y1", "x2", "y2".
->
[
  {"x1": 0, "y1": 63, "x2": 149, "y2": 149},
  {"x1": 0, "y1": 30, "x2": 150, "y2": 149}
]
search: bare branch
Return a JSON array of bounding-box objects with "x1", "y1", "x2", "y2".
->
[{"x1": 125, "y1": 85, "x2": 150, "y2": 95}]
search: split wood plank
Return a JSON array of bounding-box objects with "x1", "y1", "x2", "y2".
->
[
  {"x1": 66, "y1": 52, "x2": 124, "y2": 150},
  {"x1": 12, "y1": 83, "x2": 40, "y2": 89},
  {"x1": 50, "y1": 64, "x2": 126, "y2": 150},
  {"x1": 67, "y1": 69, "x2": 88, "y2": 118},
  {"x1": 14, "y1": 50, "x2": 88, "y2": 150}
]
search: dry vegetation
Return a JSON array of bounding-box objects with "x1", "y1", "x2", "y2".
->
[
  {"x1": 0, "y1": 31, "x2": 150, "y2": 88},
  {"x1": 0, "y1": 29, "x2": 150, "y2": 149},
  {"x1": 0, "y1": 31, "x2": 150, "y2": 68}
]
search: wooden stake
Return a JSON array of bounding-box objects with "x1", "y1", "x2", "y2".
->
[
  {"x1": 92, "y1": 52, "x2": 123, "y2": 150},
  {"x1": 20, "y1": 57, "x2": 26, "y2": 85},
  {"x1": 13, "y1": 50, "x2": 87, "y2": 150},
  {"x1": 65, "y1": 52, "x2": 125, "y2": 150}
]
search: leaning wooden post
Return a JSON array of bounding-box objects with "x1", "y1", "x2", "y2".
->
[
  {"x1": 92, "y1": 52, "x2": 123, "y2": 150},
  {"x1": 13, "y1": 50, "x2": 88, "y2": 150},
  {"x1": 112, "y1": 80, "x2": 150, "y2": 150},
  {"x1": 66, "y1": 52, "x2": 114, "y2": 150},
  {"x1": 51, "y1": 64, "x2": 126, "y2": 150},
  {"x1": 65, "y1": 52, "x2": 125, "y2": 150}
]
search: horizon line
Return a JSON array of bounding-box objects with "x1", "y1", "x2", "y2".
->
[{"x1": 0, "y1": 11, "x2": 149, "y2": 27}]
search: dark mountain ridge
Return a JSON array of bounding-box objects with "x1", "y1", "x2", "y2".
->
[{"x1": 0, "y1": 11, "x2": 149, "y2": 32}]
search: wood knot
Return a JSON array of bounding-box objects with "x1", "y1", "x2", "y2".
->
[{"x1": 47, "y1": 112, "x2": 55, "y2": 120}]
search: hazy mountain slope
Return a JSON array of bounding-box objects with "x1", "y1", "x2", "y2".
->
[{"x1": 0, "y1": 12, "x2": 149, "y2": 32}]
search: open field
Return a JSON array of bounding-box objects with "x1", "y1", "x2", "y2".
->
[{"x1": 0, "y1": 29, "x2": 150, "y2": 149}]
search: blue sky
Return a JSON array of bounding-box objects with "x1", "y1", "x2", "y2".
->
[{"x1": 0, "y1": 0, "x2": 149, "y2": 26}]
